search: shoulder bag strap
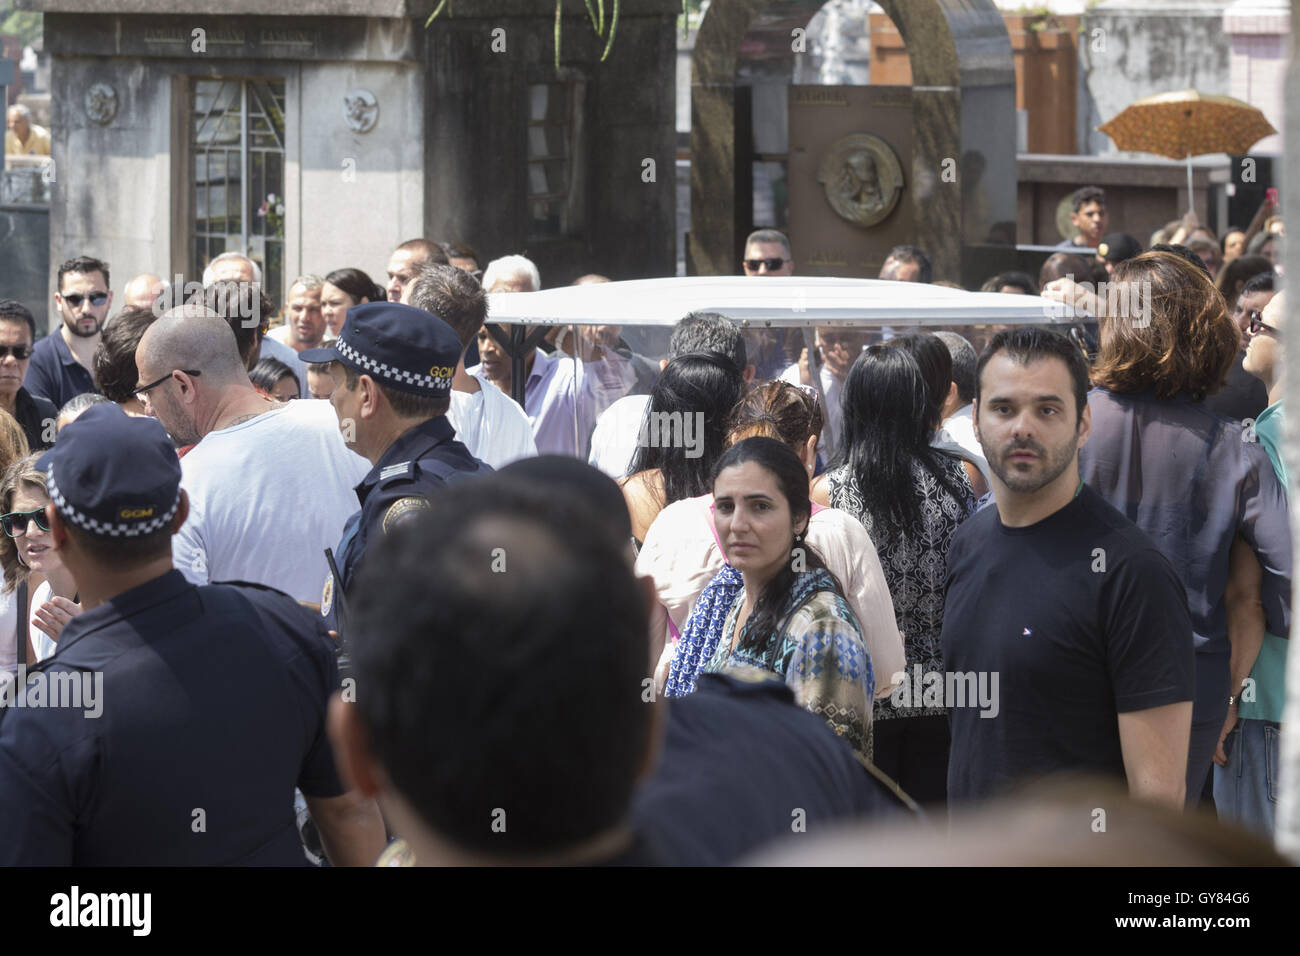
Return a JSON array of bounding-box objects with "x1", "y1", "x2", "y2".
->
[{"x1": 17, "y1": 579, "x2": 28, "y2": 667}]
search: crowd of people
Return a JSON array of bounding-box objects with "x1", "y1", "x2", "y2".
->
[{"x1": 0, "y1": 199, "x2": 1290, "y2": 865}]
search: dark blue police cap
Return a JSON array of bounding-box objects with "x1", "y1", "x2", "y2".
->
[
  {"x1": 299, "y1": 301, "x2": 461, "y2": 396},
  {"x1": 41, "y1": 403, "x2": 182, "y2": 539}
]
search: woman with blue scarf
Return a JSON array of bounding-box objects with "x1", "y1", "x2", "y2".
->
[{"x1": 697, "y1": 436, "x2": 874, "y2": 760}]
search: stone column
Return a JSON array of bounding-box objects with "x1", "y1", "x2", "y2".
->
[{"x1": 1275, "y1": 0, "x2": 1299, "y2": 865}]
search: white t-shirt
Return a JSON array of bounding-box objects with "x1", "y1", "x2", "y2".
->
[
  {"x1": 937, "y1": 404, "x2": 992, "y2": 486},
  {"x1": 447, "y1": 373, "x2": 537, "y2": 469},
  {"x1": 0, "y1": 585, "x2": 17, "y2": 678},
  {"x1": 28, "y1": 580, "x2": 57, "y2": 663},
  {"x1": 174, "y1": 399, "x2": 371, "y2": 603},
  {"x1": 587, "y1": 393, "x2": 651, "y2": 479}
]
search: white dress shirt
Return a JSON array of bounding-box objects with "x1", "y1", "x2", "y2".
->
[{"x1": 447, "y1": 372, "x2": 538, "y2": 469}]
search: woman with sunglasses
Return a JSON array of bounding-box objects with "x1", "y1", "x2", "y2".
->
[
  {"x1": 320, "y1": 268, "x2": 385, "y2": 340},
  {"x1": 0, "y1": 410, "x2": 29, "y2": 677},
  {"x1": 0, "y1": 453, "x2": 82, "y2": 664}
]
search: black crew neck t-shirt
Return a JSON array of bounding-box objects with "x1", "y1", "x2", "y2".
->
[{"x1": 942, "y1": 485, "x2": 1195, "y2": 804}]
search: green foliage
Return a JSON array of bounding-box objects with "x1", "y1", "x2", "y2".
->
[
  {"x1": 424, "y1": 0, "x2": 624, "y2": 71},
  {"x1": 0, "y1": 10, "x2": 43, "y2": 48}
]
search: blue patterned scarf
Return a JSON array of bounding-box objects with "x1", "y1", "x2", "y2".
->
[
  {"x1": 666, "y1": 566, "x2": 841, "y2": 696},
  {"x1": 665, "y1": 564, "x2": 744, "y2": 697}
]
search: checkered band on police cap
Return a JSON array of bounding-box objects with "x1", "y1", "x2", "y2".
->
[
  {"x1": 335, "y1": 336, "x2": 453, "y2": 393},
  {"x1": 299, "y1": 301, "x2": 463, "y2": 397},
  {"x1": 46, "y1": 464, "x2": 182, "y2": 539},
  {"x1": 39, "y1": 403, "x2": 184, "y2": 542}
]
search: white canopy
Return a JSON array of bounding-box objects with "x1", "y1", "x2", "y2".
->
[{"x1": 485, "y1": 275, "x2": 1078, "y2": 327}]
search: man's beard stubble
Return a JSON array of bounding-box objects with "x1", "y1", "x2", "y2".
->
[
  {"x1": 987, "y1": 432, "x2": 1079, "y2": 495},
  {"x1": 65, "y1": 315, "x2": 102, "y2": 338}
]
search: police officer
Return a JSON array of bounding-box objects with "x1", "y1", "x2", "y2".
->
[
  {"x1": 0, "y1": 403, "x2": 387, "y2": 865},
  {"x1": 300, "y1": 301, "x2": 491, "y2": 627}
]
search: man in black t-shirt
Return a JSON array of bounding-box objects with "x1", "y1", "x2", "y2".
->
[{"x1": 942, "y1": 327, "x2": 1194, "y2": 807}]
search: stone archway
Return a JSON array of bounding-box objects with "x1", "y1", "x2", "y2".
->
[{"x1": 688, "y1": 0, "x2": 1016, "y2": 282}]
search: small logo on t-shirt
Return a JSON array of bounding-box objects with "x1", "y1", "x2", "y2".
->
[{"x1": 1022, "y1": 627, "x2": 1033, "y2": 637}]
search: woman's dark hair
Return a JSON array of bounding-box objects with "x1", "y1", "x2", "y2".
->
[
  {"x1": 1214, "y1": 255, "x2": 1273, "y2": 311},
  {"x1": 980, "y1": 270, "x2": 1039, "y2": 295},
  {"x1": 93, "y1": 306, "x2": 157, "y2": 403},
  {"x1": 627, "y1": 351, "x2": 745, "y2": 502},
  {"x1": 832, "y1": 345, "x2": 968, "y2": 538},
  {"x1": 891, "y1": 332, "x2": 953, "y2": 435},
  {"x1": 324, "y1": 267, "x2": 386, "y2": 304},
  {"x1": 249, "y1": 357, "x2": 299, "y2": 396},
  {"x1": 712, "y1": 436, "x2": 841, "y2": 660}
]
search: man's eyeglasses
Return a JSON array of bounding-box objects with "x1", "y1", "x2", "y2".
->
[
  {"x1": 1, "y1": 508, "x2": 50, "y2": 538},
  {"x1": 1249, "y1": 313, "x2": 1279, "y2": 336},
  {"x1": 743, "y1": 257, "x2": 788, "y2": 272},
  {"x1": 134, "y1": 369, "x2": 201, "y2": 398},
  {"x1": 0, "y1": 345, "x2": 32, "y2": 360},
  {"x1": 60, "y1": 292, "x2": 109, "y2": 308}
]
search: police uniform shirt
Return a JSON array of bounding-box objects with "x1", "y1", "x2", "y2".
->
[
  {"x1": 328, "y1": 415, "x2": 491, "y2": 613},
  {"x1": 631, "y1": 671, "x2": 912, "y2": 866},
  {"x1": 0, "y1": 571, "x2": 344, "y2": 866}
]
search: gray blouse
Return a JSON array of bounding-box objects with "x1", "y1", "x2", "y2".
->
[{"x1": 1079, "y1": 387, "x2": 1292, "y2": 657}]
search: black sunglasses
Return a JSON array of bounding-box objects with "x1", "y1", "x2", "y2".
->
[
  {"x1": 134, "y1": 368, "x2": 202, "y2": 397},
  {"x1": 0, "y1": 345, "x2": 32, "y2": 360},
  {"x1": 1, "y1": 508, "x2": 50, "y2": 538},
  {"x1": 1249, "y1": 312, "x2": 1279, "y2": 336},
  {"x1": 743, "y1": 257, "x2": 788, "y2": 272},
  {"x1": 60, "y1": 292, "x2": 109, "y2": 308}
]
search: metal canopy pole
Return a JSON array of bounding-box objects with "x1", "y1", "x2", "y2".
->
[{"x1": 0, "y1": 60, "x2": 14, "y2": 174}]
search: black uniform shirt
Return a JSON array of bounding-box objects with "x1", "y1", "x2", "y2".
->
[
  {"x1": 632, "y1": 671, "x2": 913, "y2": 865},
  {"x1": 326, "y1": 416, "x2": 491, "y2": 626},
  {"x1": 0, "y1": 570, "x2": 343, "y2": 866}
]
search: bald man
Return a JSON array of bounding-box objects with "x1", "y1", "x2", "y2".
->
[
  {"x1": 202, "y1": 252, "x2": 260, "y2": 286},
  {"x1": 135, "y1": 308, "x2": 369, "y2": 602},
  {"x1": 386, "y1": 239, "x2": 449, "y2": 304},
  {"x1": 123, "y1": 273, "x2": 165, "y2": 312},
  {"x1": 6, "y1": 105, "x2": 50, "y2": 157}
]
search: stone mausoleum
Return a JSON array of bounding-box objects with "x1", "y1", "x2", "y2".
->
[{"x1": 24, "y1": 0, "x2": 677, "y2": 320}]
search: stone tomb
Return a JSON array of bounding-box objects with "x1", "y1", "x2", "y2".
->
[{"x1": 29, "y1": 0, "x2": 678, "y2": 322}]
